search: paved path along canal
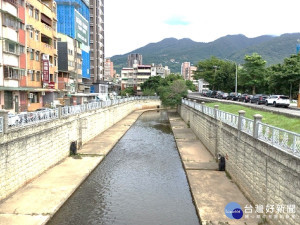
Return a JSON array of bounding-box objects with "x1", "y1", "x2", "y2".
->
[{"x1": 47, "y1": 110, "x2": 200, "y2": 225}]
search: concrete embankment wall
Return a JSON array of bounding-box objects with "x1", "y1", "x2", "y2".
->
[
  {"x1": 0, "y1": 99, "x2": 160, "y2": 201},
  {"x1": 178, "y1": 104, "x2": 299, "y2": 225}
]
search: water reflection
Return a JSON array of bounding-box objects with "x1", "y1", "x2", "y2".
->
[{"x1": 47, "y1": 110, "x2": 199, "y2": 225}]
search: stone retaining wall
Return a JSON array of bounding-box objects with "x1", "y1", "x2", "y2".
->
[
  {"x1": 179, "y1": 104, "x2": 299, "y2": 225},
  {"x1": 0, "y1": 99, "x2": 160, "y2": 201}
]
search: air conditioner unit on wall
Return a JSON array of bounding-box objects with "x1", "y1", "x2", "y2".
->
[{"x1": 28, "y1": 93, "x2": 33, "y2": 99}]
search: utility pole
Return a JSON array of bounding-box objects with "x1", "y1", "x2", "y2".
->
[
  {"x1": 297, "y1": 83, "x2": 300, "y2": 108},
  {"x1": 235, "y1": 63, "x2": 238, "y2": 95}
]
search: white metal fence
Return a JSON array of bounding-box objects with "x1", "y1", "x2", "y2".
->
[
  {"x1": 182, "y1": 98, "x2": 300, "y2": 158},
  {"x1": 3, "y1": 96, "x2": 159, "y2": 131},
  {"x1": 0, "y1": 117, "x2": 3, "y2": 133}
]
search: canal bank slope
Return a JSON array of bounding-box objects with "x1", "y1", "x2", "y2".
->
[
  {"x1": 168, "y1": 110, "x2": 261, "y2": 225},
  {"x1": 0, "y1": 110, "x2": 149, "y2": 225}
]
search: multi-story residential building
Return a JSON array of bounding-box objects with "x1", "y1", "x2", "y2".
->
[
  {"x1": 181, "y1": 62, "x2": 190, "y2": 80},
  {"x1": 90, "y1": 0, "x2": 104, "y2": 83},
  {"x1": 121, "y1": 67, "x2": 135, "y2": 91},
  {"x1": 57, "y1": 32, "x2": 83, "y2": 105},
  {"x1": 104, "y1": 58, "x2": 114, "y2": 81},
  {"x1": 121, "y1": 62, "x2": 170, "y2": 95},
  {"x1": 127, "y1": 53, "x2": 142, "y2": 67},
  {"x1": 0, "y1": 0, "x2": 26, "y2": 113},
  {"x1": 25, "y1": 0, "x2": 58, "y2": 111},
  {"x1": 136, "y1": 65, "x2": 151, "y2": 94},
  {"x1": 164, "y1": 66, "x2": 170, "y2": 76},
  {"x1": 56, "y1": 0, "x2": 90, "y2": 93},
  {"x1": 151, "y1": 64, "x2": 168, "y2": 78}
]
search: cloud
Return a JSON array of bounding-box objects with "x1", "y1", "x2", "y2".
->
[{"x1": 165, "y1": 16, "x2": 190, "y2": 26}]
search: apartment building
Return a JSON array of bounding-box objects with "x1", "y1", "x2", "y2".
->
[
  {"x1": 127, "y1": 53, "x2": 142, "y2": 67},
  {"x1": 25, "y1": 0, "x2": 58, "y2": 111},
  {"x1": 90, "y1": 0, "x2": 104, "y2": 83},
  {"x1": 181, "y1": 61, "x2": 190, "y2": 80},
  {"x1": 57, "y1": 33, "x2": 83, "y2": 105},
  {"x1": 104, "y1": 58, "x2": 114, "y2": 81},
  {"x1": 136, "y1": 65, "x2": 151, "y2": 94},
  {"x1": 121, "y1": 67, "x2": 135, "y2": 90},
  {"x1": 121, "y1": 64, "x2": 151, "y2": 95},
  {"x1": 0, "y1": 0, "x2": 26, "y2": 112},
  {"x1": 56, "y1": 0, "x2": 90, "y2": 93},
  {"x1": 151, "y1": 64, "x2": 170, "y2": 78}
]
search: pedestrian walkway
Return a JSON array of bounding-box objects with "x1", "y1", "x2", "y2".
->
[
  {"x1": 168, "y1": 111, "x2": 261, "y2": 225},
  {"x1": 0, "y1": 110, "x2": 146, "y2": 225}
]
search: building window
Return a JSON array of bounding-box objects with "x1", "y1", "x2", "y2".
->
[
  {"x1": 53, "y1": 21, "x2": 57, "y2": 31},
  {"x1": 4, "y1": 66, "x2": 20, "y2": 80},
  {"x1": 35, "y1": 51, "x2": 39, "y2": 61},
  {"x1": 53, "y1": 40, "x2": 57, "y2": 49},
  {"x1": 8, "y1": 43, "x2": 15, "y2": 53},
  {"x1": 30, "y1": 93, "x2": 39, "y2": 104},
  {"x1": 31, "y1": 71, "x2": 35, "y2": 81},
  {"x1": 30, "y1": 50, "x2": 34, "y2": 60},
  {"x1": 54, "y1": 57, "x2": 57, "y2": 66},
  {"x1": 29, "y1": 6, "x2": 33, "y2": 17},
  {"x1": 36, "y1": 71, "x2": 40, "y2": 81},
  {"x1": 29, "y1": 30, "x2": 33, "y2": 39},
  {"x1": 35, "y1": 31, "x2": 39, "y2": 41},
  {"x1": 35, "y1": 9, "x2": 39, "y2": 20},
  {"x1": 4, "y1": 91, "x2": 13, "y2": 109}
]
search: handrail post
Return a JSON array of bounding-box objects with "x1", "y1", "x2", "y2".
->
[
  {"x1": 253, "y1": 114, "x2": 263, "y2": 138},
  {"x1": 238, "y1": 110, "x2": 246, "y2": 131},
  {"x1": 214, "y1": 105, "x2": 219, "y2": 119},
  {"x1": 0, "y1": 110, "x2": 9, "y2": 133}
]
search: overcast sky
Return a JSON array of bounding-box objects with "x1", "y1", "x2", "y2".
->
[{"x1": 105, "y1": 0, "x2": 300, "y2": 57}]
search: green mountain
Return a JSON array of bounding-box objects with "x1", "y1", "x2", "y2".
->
[{"x1": 111, "y1": 33, "x2": 300, "y2": 74}]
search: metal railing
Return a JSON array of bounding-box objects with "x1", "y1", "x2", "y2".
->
[
  {"x1": 0, "y1": 117, "x2": 3, "y2": 133},
  {"x1": 182, "y1": 98, "x2": 300, "y2": 158},
  {"x1": 216, "y1": 109, "x2": 239, "y2": 128},
  {"x1": 240, "y1": 117, "x2": 254, "y2": 135},
  {"x1": 258, "y1": 122, "x2": 300, "y2": 156},
  {"x1": 6, "y1": 96, "x2": 159, "y2": 130},
  {"x1": 8, "y1": 109, "x2": 59, "y2": 129}
]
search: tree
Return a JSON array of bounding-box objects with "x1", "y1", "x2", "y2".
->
[
  {"x1": 140, "y1": 76, "x2": 162, "y2": 93},
  {"x1": 193, "y1": 57, "x2": 236, "y2": 92},
  {"x1": 120, "y1": 87, "x2": 134, "y2": 96},
  {"x1": 159, "y1": 79, "x2": 187, "y2": 107},
  {"x1": 239, "y1": 53, "x2": 266, "y2": 94},
  {"x1": 185, "y1": 80, "x2": 196, "y2": 91},
  {"x1": 268, "y1": 54, "x2": 300, "y2": 98}
]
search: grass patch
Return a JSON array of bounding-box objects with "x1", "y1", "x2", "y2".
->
[{"x1": 205, "y1": 102, "x2": 300, "y2": 133}]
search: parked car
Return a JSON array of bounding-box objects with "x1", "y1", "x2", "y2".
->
[
  {"x1": 265, "y1": 95, "x2": 290, "y2": 107},
  {"x1": 250, "y1": 94, "x2": 268, "y2": 105},
  {"x1": 210, "y1": 90, "x2": 219, "y2": 98},
  {"x1": 217, "y1": 92, "x2": 228, "y2": 99},
  {"x1": 226, "y1": 92, "x2": 236, "y2": 100},
  {"x1": 238, "y1": 94, "x2": 251, "y2": 103},
  {"x1": 232, "y1": 93, "x2": 241, "y2": 101},
  {"x1": 215, "y1": 91, "x2": 224, "y2": 99}
]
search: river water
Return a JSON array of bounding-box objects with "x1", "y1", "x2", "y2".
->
[{"x1": 47, "y1": 110, "x2": 200, "y2": 225}]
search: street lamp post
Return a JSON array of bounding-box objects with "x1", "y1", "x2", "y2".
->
[
  {"x1": 225, "y1": 59, "x2": 238, "y2": 95},
  {"x1": 234, "y1": 63, "x2": 238, "y2": 95}
]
